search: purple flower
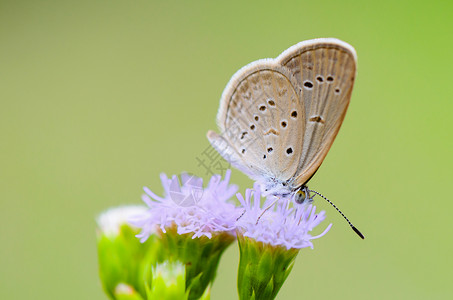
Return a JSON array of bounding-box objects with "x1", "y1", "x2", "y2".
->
[
  {"x1": 235, "y1": 183, "x2": 332, "y2": 250},
  {"x1": 131, "y1": 170, "x2": 241, "y2": 241}
]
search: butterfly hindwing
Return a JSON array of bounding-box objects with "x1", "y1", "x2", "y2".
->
[{"x1": 277, "y1": 38, "x2": 357, "y2": 187}]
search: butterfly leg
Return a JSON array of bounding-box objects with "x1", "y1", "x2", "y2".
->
[
  {"x1": 256, "y1": 196, "x2": 280, "y2": 225},
  {"x1": 236, "y1": 209, "x2": 246, "y2": 221}
]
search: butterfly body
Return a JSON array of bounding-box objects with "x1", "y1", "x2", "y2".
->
[{"x1": 208, "y1": 38, "x2": 357, "y2": 200}]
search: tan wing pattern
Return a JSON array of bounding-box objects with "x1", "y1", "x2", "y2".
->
[
  {"x1": 208, "y1": 38, "x2": 356, "y2": 192},
  {"x1": 277, "y1": 39, "x2": 357, "y2": 187},
  {"x1": 209, "y1": 61, "x2": 305, "y2": 182}
]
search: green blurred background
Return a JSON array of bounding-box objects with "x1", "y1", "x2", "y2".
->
[{"x1": 1, "y1": 0, "x2": 452, "y2": 299}]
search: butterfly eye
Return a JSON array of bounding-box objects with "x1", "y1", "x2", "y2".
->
[
  {"x1": 295, "y1": 190, "x2": 306, "y2": 204},
  {"x1": 297, "y1": 190, "x2": 306, "y2": 197}
]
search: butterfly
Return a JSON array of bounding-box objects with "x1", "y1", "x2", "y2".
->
[{"x1": 206, "y1": 38, "x2": 362, "y2": 238}]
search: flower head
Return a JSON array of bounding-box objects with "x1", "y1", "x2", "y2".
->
[
  {"x1": 130, "y1": 170, "x2": 239, "y2": 299},
  {"x1": 132, "y1": 170, "x2": 240, "y2": 241},
  {"x1": 235, "y1": 184, "x2": 332, "y2": 300},
  {"x1": 236, "y1": 183, "x2": 332, "y2": 250}
]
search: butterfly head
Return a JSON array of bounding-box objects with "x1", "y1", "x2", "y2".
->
[
  {"x1": 259, "y1": 179, "x2": 312, "y2": 205},
  {"x1": 293, "y1": 186, "x2": 314, "y2": 205}
]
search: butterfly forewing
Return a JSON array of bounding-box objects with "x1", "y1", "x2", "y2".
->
[
  {"x1": 210, "y1": 61, "x2": 305, "y2": 182},
  {"x1": 277, "y1": 39, "x2": 357, "y2": 187}
]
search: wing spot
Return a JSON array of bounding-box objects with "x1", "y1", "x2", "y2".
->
[
  {"x1": 286, "y1": 147, "x2": 293, "y2": 155},
  {"x1": 267, "y1": 147, "x2": 273, "y2": 153},
  {"x1": 259, "y1": 105, "x2": 266, "y2": 111},
  {"x1": 240, "y1": 132, "x2": 248, "y2": 139},
  {"x1": 309, "y1": 116, "x2": 325, "y2": 124},
  {"x1": 250, "y1": 124, "x2": 256, "y2": 130},
  {"x1": 268, "y1": 99, "x2": 275, "y2": 106},
  {"x1": 254, "y1": 116, "x2": 259, "y2": 121},
  {"x1": 327, "y1": 76, "x2": 334, "y2": 82},
  {"x1": 263, "y1": 154, "x2": 267, "y2": 159},
  {"x1": 303, "y1": 80, "x2": 313, "y2": 89},
  {"x1": 335, "y1": 88, "x2": 340, "y2": 94},
  {"x1": 264, "y1": 128, "x2": 279, "y2": 136},
  {"x1": 291, "y1": 111, "x2": 297, "y2": 118},
  {"x1": 281, "y1": 121, "x2": 287, "y2": 128},
  {"x1": 316, "y1": 76, "x2": 324, "y2": 82},
  {"x1": 241, "y1": 149, "x2": 246, "y2": 154}
]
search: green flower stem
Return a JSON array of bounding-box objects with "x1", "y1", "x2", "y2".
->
[
  {"x1": 237, "y1": 233, "x2": 299, "y2": 300},
  {"x1": 157, "y1": 227, "x2": 235, "y2": 300}
]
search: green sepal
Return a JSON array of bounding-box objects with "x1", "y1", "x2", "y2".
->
[
  {"x1": 97, "y1": 224, "x2": 159, "y2": 299},
  {"x1": 146, "y1": 261, "x2": 187, "y2": 300},
  {"x1": 116, "y1": 294, "x2": 144, "y2": 300},
  {"x1": 198, "y1": 285, "x2": 211, "y2": 300},
  {"x1": 156, "y1": 227, "x2": 235, "y2": 300},
  {"x1": 237, "y1": 233, "x2": 299, "y2": 300}
]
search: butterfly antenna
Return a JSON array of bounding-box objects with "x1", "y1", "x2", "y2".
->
[{"x1": 308, "y1": 189, "x2": 365, "y2": 239}]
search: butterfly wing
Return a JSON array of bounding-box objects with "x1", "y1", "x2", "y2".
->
[
  {"x1": 208, "y1": 60, "x2": 305, "y2": 188},
  {"x1": 277, "y1": 38, "x2": 357, "y2": 187}
]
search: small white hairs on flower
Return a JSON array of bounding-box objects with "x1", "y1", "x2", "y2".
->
[
  {"x1": 152, "y1": 261, "x2": 185, "y2": 285},
  {"x1": 131, "y1": 170, "x2": 241, "y2": 241},
  {"x1": 235, "y1": 183, "x2": 332, "y2": 250},
  {"x1": 96, "y1": 205, "x2": 148, "y2": 237},
  {"x1": 114, "y1": 283, "x2": 136, "y2": 295}
]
